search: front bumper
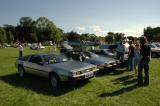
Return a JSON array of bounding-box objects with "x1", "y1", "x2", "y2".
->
[{"x1": 69, "y1": 70, "x2": 98, "y2": 81}]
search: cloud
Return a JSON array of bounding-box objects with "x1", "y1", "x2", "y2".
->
[
  {"x1": 114, "y1": 28, "x2": 143, "y2": 37},
  {"x1": 88, "y1": 25, "x2": 107, "y2": 36},
  {"x1": 75, "y1": 26, "x2": 86, "y2": 34},
  {"x1": 74, "y1": 25, "x2": 143, "y2": 37}
]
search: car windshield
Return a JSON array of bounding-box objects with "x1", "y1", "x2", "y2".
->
[
  {"x1": 149, "y1": 44, "x2": 156, "y2": 48},
  {"x1": 155, "y1": 44, "x2": 160, "y2": 48},
  {"x1": 43, "y1": 54, "x2": 68, "y2": 64},
  {"x1": 84, "y1": 52, "x2": 98, "y2": 58}
]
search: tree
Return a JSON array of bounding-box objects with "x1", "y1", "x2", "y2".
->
[
  {"x1": 19, "y1": 17, "x2": 33, "y2": 43},
  {"x1": 80, "y1": 33, "x2": 89, "y2": 41},
  {"x1": 143, "y1": 26, "x2": 153, "y2": 42},
  {"x1": 6, "y1": 31, "x2": 14, "y2": 43},
  {"x1": 0, "y1": 27, "x2": 7, "y2": 44},
  {"x1": 53, "y1": 28, "x2": 63, "y2": 44},
  {"x1": 105, "y1": 32, "x2": 115, "y2": 44},
  {"x1": 30, "y1": 33, "x2": 38, "y2": 43},
  {"x1": 3, "y1": 24, "x2": 16, "y2": 43},
  {"x1": 105, "y1": 35, "x2": 114, "y2": 44},
  {"x1": 114, "y1": 33, "x2": 125, "y2": 42},
  {"x1": 66, "y1": 31, "x2": 80, "y2": 41},
  {"x1": 127, "y1": 36, "x2": 135, "y2": 42},
  {"x1": 89, "y1": 34, "x2": 99, "y2": 42},
  {"x1": 36, "y1": 17, "x2": 62, "y2": 43},
  {"x1": 144, "y1": 26, "x2": 160, "y2": 42}
]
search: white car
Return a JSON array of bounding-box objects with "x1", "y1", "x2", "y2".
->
[
  {"x1": 30, "y1": 43, "x2": 45, "y2": 50},
  {"x1": 152, "y1": 43, "x2": 160, "y2": 48},
  {"x1": 149, "y1": 44, "x2": 160, "y2": 57}
]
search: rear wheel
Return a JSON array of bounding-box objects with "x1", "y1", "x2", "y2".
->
[
  {"x1": 18, "y1": 66, "x2": 25, "y2": 77},
  {"x1": 50, "y1": 74, "x2": 60, "y2": 89}
]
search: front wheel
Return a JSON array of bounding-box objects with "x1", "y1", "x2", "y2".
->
[
  {"x1": 151, "y1": 52, "x2": 157, "y2": 58},
  {"x1": 18, "y1": 66, "x2": 25, "y2": 77},
  {"x1": 50, "y1": 74, "x2": 60, "y2": 89}
]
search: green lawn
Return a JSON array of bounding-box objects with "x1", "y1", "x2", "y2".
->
[{"x1": 0, "y1": 47, "x2": 160, "y2": 106}]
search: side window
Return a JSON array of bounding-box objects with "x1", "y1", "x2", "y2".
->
[
  {"x1": 29, "y1": 55, "x2": 42, "y2": 63},
  {"x1": 22, "y1": 55, "x2": 30, "y2": 61}
]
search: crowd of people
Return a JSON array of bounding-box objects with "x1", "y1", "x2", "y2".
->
[{"x1": 116, "y1": 36, "x2": 151, "y2": 86}]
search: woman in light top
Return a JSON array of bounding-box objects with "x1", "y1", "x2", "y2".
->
[
  {"x1": 18, "y1": 43, "x2": 23, "y2": 57},
  {"x1": 134, "y1": 40, "x2": 141, "y2": 72}
]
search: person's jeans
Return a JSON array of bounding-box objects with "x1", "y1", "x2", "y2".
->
[
  {"x1": 127, "y1": 57, "x2": 134, "y2": 71},
  {"x1": 133, "y1": 57, "x2": 141, "y2": 70},
  {"x1": 138, "y1": 60, "x2": 149, "y2": 85},
  {"x1": 19, "y1": 51, "x2": 22, "y2": 57}
]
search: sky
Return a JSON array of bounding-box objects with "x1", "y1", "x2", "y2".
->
[{"x1": 0, "y1": 0, "x2": 160, "y2": 37}]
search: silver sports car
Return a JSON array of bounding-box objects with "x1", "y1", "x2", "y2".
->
[
  {"x1": 64, "y1": 51, "x2": 118, "y2": 69},
  {"x1": 15, "y1": 53, "x2": 98, "y2": 89}
]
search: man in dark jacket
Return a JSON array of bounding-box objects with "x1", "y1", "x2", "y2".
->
[{"x1": 138, "y1": 36, "x2": 151, "y2": 86}]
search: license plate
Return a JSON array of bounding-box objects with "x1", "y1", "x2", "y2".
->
[{"x1": 85, "y1": 72, "x2": 94, "y2": 78}]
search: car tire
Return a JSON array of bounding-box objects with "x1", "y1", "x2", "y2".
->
[
  {"x1": 50, "y1": 74, "x2": 60, "y2": 89},
  {"x1": 151, "y1": 52, "x2": 157, "y2": 58},
  {"x1": 18, "y1": 66, "x2": 25, "y2": 77}
]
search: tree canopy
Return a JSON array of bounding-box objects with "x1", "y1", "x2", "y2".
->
[
  {"x1": 105, "y1": 32, "x2": 125, "y2": 44},
  {"x1": 144, "y1": 26, "x2": 160, "y2": 42},
  {"x1": 0, "y1": 27, "x2": 7, "y2": 44},
  {"x1": 1, "y1": 16, "x2": 160, "y2": 45}
]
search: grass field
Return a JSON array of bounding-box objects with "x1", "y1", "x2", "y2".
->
[{"x1": 0, "y1": 47, "x2": 160, "y2": 106}]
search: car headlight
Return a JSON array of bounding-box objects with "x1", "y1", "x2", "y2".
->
[
  {"x1": 98, "y1": 64, "x2": 105, "y2": 68},
  {"x1": 91, "y1": 67, "x2": 98, "y2": 71},
  {"x1": 75, "y1": 71, "x2": 82, "y2": 75}
]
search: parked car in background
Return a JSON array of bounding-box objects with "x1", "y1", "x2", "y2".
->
[
  {"x1": 3, "y1": 43, "x2": 11, "y2": 48},
  {"x1": 15, "y1": 53, "x2": 98, "y2": 89},
  {"x1": 152, "y1": 42, "x2": 160, "y2": 48},
  {"x1": 149, "y1": 43, "x2": 160, "y2": 57},
  {"x1": 100, "y1": 42, "x2": 129, "y2": 53},
  {"x1": 29, "y1": 43, "x2": 45, "y2": 50},
  {"x1": 11, "y1": 43, "x2": 19, "y2": 48},
  {"x1": 91, "y1": 49, "x2": 121, "y2": 65},
  {"x1": 91, "y1": 49, "x2": 116, "y2": 59}
]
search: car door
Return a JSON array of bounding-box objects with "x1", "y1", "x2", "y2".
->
[{"x1": 27, "y1": 55, "x2": 48, "y2": 77}]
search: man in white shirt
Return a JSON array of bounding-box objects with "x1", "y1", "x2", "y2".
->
[
  {"x1": 18, "y1": 43, "x2": 23, "y2": 57},
  {"x1": 116, "y1": 40, "x2": 125, "y2": 62}
]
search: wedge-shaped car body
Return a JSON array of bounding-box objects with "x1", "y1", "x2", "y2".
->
[
  {"x1": 15, "y1": 54, "x2": 98, "y2": 88},
  {"x1": 91, "y1": 49, "x2": 123, "y2": 64},
  {"x1": 64, "y1": 51, "x2": 118, "y2": 70}
]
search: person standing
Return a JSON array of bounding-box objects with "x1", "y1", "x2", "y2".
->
[
  {"x1": 134, "y1": 40, "x2": 141, "y2": 73},
  {"x1": 18, "y1": 43, "x2": 23, "y2": 57},
  {"x1": 138, "y1": 36, "x2": 151, "y2": 86},
  {"x1": 116, "y1": 40, "x2": 125, "y2": 62},
  {"x1": 127, "y1": 40, "x2": 135, "y2": 71}
]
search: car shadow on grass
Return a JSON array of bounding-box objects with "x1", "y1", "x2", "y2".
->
[
  {"x1": 96, "y1": 68, "x2": 126, "y2": 77},
  {"x1": 111, "y1": 74, "x2": 137, "y2": 85},
  {"x1": 0, "y1": 73, "x2": 90, "y2": 96},
  {"x1": 99, "y1": 74, "x2": 138, "y2": 97},
  {"x1": 99, "y1": 84, "x2": 138, "y2": 97}
]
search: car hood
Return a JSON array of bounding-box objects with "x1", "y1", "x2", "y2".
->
[
  {"x1": 49, "y1": 60, "x2": 95, "y2": 72},
  {"x1": 151, "y1": 48, "x2": 160, "y2": 51},
  {"x1": 85, "y1": 56, "x2": 115, "y2": 65}
]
